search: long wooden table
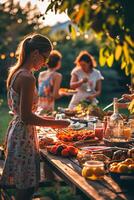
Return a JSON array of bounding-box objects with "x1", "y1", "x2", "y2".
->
[{"x1": 40, "y1": 150, "x2": 134, "y2": 200}]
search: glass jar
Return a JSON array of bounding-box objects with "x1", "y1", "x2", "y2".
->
[{"x1": 82, "y1": 160, "x2": 105, "y2": 180}]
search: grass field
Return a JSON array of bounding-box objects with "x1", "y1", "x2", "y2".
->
[{"x1": 0, "y1": 102, "x2": 11, "y2": 144}]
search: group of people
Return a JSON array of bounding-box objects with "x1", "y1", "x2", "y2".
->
[
  {"x1": 37, "y1": 49, "x2": 104, "y2": 113},
  {"x1": 0, "y1": 33, "x2": 132, "y2": 200}
]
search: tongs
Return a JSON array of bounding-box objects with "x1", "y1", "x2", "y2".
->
[
  {"x1": 103, "y1": 97, "x2": 124, "y2": 111},
  {"x1": 80, "y1": 146, "x2": 128, "y2": 152}
]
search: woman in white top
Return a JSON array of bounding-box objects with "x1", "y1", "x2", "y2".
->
[{"x1": 68, "y1": 51, "x2": 104, "y2": 109}]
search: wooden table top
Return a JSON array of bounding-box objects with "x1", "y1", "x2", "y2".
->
[{"x1": 40, "y1": 150, "x2": 134, "y2": 200}]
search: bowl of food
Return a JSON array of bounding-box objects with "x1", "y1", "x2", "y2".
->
[{"x1": 108, "y1": 158, "x2": 134, "y2": 179}]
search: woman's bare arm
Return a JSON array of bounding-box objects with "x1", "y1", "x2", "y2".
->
[
  {"x1": 52, "y1": 73, "x2": 62, "y2": 99},
  {"x1": 19, "y1": 74, "x2": 69, "y2": 128},
  {"x1": 122, "y1": 94, "x2": 134, "y2": 101},
  {"x1": 70, "y1": 74, "x2": 87, "y2": 89}
]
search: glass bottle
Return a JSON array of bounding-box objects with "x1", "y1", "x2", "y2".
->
[
  {"x1": 110, "y1": 98, "x2": 123, "y2": 125},
  {"x1": 109, "y1": 98, "x2": 124, "y2": 142}
]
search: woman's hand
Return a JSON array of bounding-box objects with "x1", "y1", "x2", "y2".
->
[
  {"x1": 81, "y1": 77, "x2": 88, "y2": 83},
  {"x1": 70, "y1": 74, "x2": 88, "y2": 89},
  {"x1": 53, "y1": 119, "x2": 70, "y2": 129},
  {"x1": 86, "y1": 95, "x2": 94, "y2": 101},
  {"x1": 122, "y1": 94, "x2": 132, "y2": 101}
]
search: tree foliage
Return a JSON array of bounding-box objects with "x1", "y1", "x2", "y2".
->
[
  {"x1": 0, "y1": 0, "x2": 41, "y2": 52},
  {"x1": 45, "y1": 0, "x2": 134, "y2": 75},
  {"x1": 0, "y1": 0, "x2": 41, "y2": 96}
]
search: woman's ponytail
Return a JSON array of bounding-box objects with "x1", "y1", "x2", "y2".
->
[
  {"x1": 7, "y1": 37, "x2": 31, "y2": 89},
  {"x1": 7, "y1": 34, "x2": 52, "y2": 89}
]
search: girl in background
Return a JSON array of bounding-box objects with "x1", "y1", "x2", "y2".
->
[{"x1": 38, "y1": 50, "x2": 64, "y2": 113}]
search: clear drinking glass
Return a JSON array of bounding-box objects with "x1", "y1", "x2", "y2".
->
[
  {"x1": 129, "y1": 119, "x2": 134, "y2": 134},
  {"x1": 94, "y1": 122, "x2": 104, "y2": 140},
  {"x1": 123, "y1": 122, "x2": 131, "y2": 141}
]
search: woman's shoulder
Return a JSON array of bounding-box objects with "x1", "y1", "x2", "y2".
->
[
  {"x1": 53, "y1": 71, "x2": 62, "y2": 79},
  {"x1": 15, "y1": 70, "x2": 36, "y2": 91},
  {"x1": 92, "y1": 68, "x2": 104, "y2": 79},
  {"x1": 92, "y1": 68, "x2": 101, "y2": 73},
  {"x1": 92, "y1": 68, "x2": 102, "y2": 75},
  {"x1": 39, "y1": 70, "x2": 47, "y2": 78},
  {"x1": 71, "y1": 66, "x2": 81, "y2": 74},
  {"x1": 19, "y1": 70, "x2": 35, "y2": 83}
]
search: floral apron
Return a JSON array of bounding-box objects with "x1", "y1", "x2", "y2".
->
[{"x1": 0, "y1": 69, "x2": 40, "y2": 189}]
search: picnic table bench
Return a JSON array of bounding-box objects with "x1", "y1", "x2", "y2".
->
[{"x1": 40, "y1": 149, "x2": 134, "y2": 200}]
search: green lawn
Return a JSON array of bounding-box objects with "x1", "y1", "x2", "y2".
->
[{"x1": 0, "y1": 103, "x2": 11, "y2": 144}]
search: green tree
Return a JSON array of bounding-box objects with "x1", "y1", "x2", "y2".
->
[
  {"x1": 45, "y1": 0, "x2": 134, "y2": 75},
  {"x1": 0, "y1": 0, "x2": 41, "y2": 96}
]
